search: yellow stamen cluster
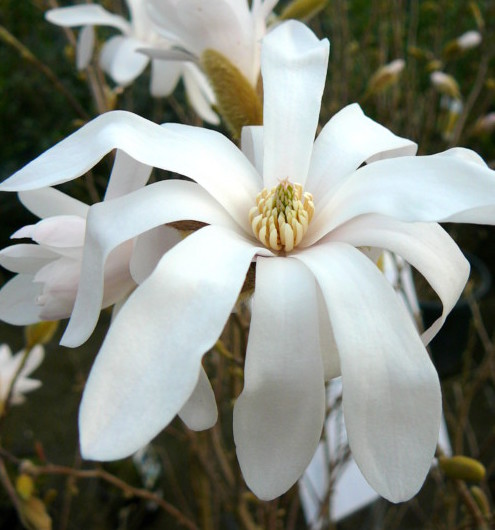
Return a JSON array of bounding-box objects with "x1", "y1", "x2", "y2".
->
[{"x1": 249, "y1": 179, "x2": 315, "y2": 252}]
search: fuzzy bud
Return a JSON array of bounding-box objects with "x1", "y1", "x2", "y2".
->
[{"x1": 201, "y1": 49, "x2": 262, "y2": 139}]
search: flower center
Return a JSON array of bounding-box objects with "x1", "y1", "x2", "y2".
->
[{"x1": 249, "y1": 178, "x2": 314, "y2": 252}]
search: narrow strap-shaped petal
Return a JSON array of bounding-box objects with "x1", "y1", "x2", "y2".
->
[
  {"x1": 0, "y1": 275, "x2": 42, "y2": 325},
  {"x1": 309, "y1": 148, "x2": 495, "y2": 244},
  {"x1": 0, "y1": 111, "x2": 259, "y2": 233},
  {"x1": 79, "y1": 225, "x2": 267, "y2": 460},
  {"x1": 18, "y1": 188, "x2": 89, "y2": 219},
  {"x1": 261, "y1": 21, "x2": 329, "y2": 189},
  {"x1": 307, "y1": 103, "x2": 417, "y2": 197},
  {"x1": 233, "y1": 256, "x2": 325, "y2": 500},
  {"x1": 45, "y1": 5, "x2": 131, "y2": 34},
  {"x1": 178, "y1": 366, "x2": 218, "y2": 431},
  {"x1": 295, "y1": 243, "x2": 441, "y2": 503},
  {"x1": 104, "y1": 150, "x2": 152, "y2": 201},
  {"x1": 316, "y1": 214, "x2": 470, "y2": 345},
  {"x1": 61, "y1": 179, "x2": 243, "y2": 347}
]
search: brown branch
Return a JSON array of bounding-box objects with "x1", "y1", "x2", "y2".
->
[{"x1": 2, "y1": 455, "x2": 200, "y2": 530}]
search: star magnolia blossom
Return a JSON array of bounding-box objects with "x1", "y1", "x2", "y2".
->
[
  {"x1": 46, "y1": 0, "x2": 218, "y2": 123},
  {"x1": 0, "y1": 344, "x2": 44, "y2": 405},
  {"x1": 146, "y1": 0, "x2": 278, "y2": 86},
  {"x1": 3, "y1": 21, "x2": 495, "y2": 503}
]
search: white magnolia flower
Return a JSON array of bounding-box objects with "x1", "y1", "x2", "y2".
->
[
  {"x1": 46, "y1": 0, "x2": 219, "y2": 123},
  {"x1": 146, "y1": 0, "x2": 279, "y2": 86},
  {"x1": 0, "y1": 344, "x2": 44, "y2": 405},
  {"x1": 3, "y1": 21, "x2": 495, "y2": 503},
  {"x1": 0, "y1": 151, "x2": 155, "y2": 324}
]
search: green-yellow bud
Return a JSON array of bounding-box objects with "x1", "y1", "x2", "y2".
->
[
  {"x1": 438, "y1": 455, "x2": 486, "y2": 482},
  {"x1": 279, "y1": 0, "x2": 328, "y2": 22},
  {"x1": 201, "y1": 49, "x2": 262, "y2": 139}
]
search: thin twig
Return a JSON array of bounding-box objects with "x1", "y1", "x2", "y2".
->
[
  {"x1": 0, "y1": 453, "x2": 200, "y2": 530},
  {"x1": 0, "y1": 25, "x2": 88, "y2": 120}
]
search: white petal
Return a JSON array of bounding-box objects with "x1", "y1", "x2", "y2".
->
[
  {"x1": 233, "y1": 257, "x2": 325, "y2": 500},
  {"x1": 148, "y1": 0, "x2": 255, "y2": 83},
  {"x1": 241, "y1": 126, "x2": 264, "y2": 174},
  {"x1": 0, "y1": 245, "x2": 57, "y2": 274},
  {"x1": 130, "y1": 225, "x2": 182, "y2": 284},
  {"x1": 310, "y1": 148, "x2": 495, "y2": 245},
  {"x1": 100, "y1": 35, "x2": 149, "y2": 85},
  {"x1": 18, "y1": 345, "x2": 44, "y2": 378},
  {"x1": 77, "y1": 25, "x2": 95, "y2": 70},
  {"x1": 63, "y1": 179, "x2": 242, "y2": 347},
  {"x1": 0, "y1": 275, "x2": 42, "y2": 325},
  {"x1": 149, "y1": 59, "x2": 182, "y2": 97},
  {"x1": 101, "y1": 241, "x2": 135, "y2": 309},
  {"x1": 19, "y1": 188, "x2": 89, "y2": 219},
  {"x1": 35, "y1": 257, "x2": 81, "y2": 320},
  {"x1": 316, "y1": 285, "x2": 340, "y2": 380},
  {"x1": 16, "y1": 216, "x2": 86, "y2": 248},
  {"x1": 1, "y1": 111, "x2": 259, "y2": 233},
  {"x1": 182, "y1": 64, "x2": 220, "y2": 125},
  {"x1": 261, "y1": 21, "x2": 329, "y2": 188},
  {"x1": 307, "y1": 103, "x2": 417, "y2": 197},
  {"x1": 45, "y1": 5, "x2": 131, "y2": 34},
  {"x1": 320, "y1": 214, "x2": 470, "y2": 345},
  {"x1": 104, "y1": 150, "x2": 152, "y2": 201},
  {"x1": 178, "y1": 366, "x2": 218, "y2": 431},
  {"x1": 295, "y1": 243, "x2": 441, "y2": 502},
  {"x1": 79, "y1": 225, "x2": 267, "y2": 460}
]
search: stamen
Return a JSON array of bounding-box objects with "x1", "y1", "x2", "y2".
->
[{"x1": 249, "y1": 179, "x2": 314, "y2": 252}]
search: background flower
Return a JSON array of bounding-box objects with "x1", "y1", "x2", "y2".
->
[
  {"x1": 0, "y1": 344, "x2": 44, "y2": 406},
  {"x1": 46, "y1": 0, "x2": 219, "y2": 123}
]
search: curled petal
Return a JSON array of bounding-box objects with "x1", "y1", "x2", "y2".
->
[
  {"x1": 1, "y1": 111, "x2": 259, "y2": 233},
  {"x1": 45, "y1": 5, "x2": 131, "y2": 34},
  {"x1": 310, "y1": 149, "x2": 495, "y2": 244},
  {"x1": 319, "y1": 214, "x2": 470, "y2": 344}
]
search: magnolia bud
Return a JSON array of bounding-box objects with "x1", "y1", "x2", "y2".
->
[
  {"x1": 201, "y1": 49, "x2": 262, "y2": 139},
  {"x1": 430, "y1": 71, "x2": 461, "y2": 100},
  {"x1": 438, "y1": 455, "x2": 486, "y2": 482}
]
